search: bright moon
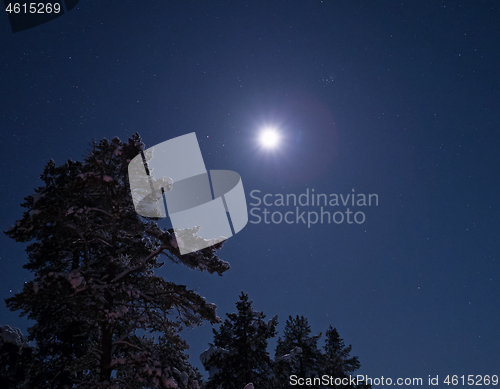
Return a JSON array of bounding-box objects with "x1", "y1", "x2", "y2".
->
[{"x1": 259, "y1": 128, "x2": 280, "y2": 149}]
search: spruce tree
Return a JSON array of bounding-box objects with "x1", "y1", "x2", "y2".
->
[
  {"x1": 201, "y1": 292, "x2": 278, "y2": 389},
  {"x1": 5, "y1": 134, "x2": 229, "y2": 388},
  {"x1": 321, "y1": 326, "x2": 370, "y2": 389},
  {"x1": 322, "y1": 326, "x2": 359, "y2": 379},
  {"x1": 274, "y1": 315, "x2": 322, "y2": 388}
]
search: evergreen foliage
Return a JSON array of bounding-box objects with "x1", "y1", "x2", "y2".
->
[
  {"x1": 322, "y1": 326, "x2": 360, "y2": 378},
  {"x1": 274, "y1": 315, "x2": 323, "y2": 388},
  {"x1": 5, "y1": 134, "x2": 229, "y2": 388},
  {"x1": 0, "y1": 325, "x2": 34, "y2": 388},
  {"x1": 202, "y1": 301, "x2": 369, "y2": 389},
  {"x1": 201, "y1": 292, "x2": 277, "y2": 389}
]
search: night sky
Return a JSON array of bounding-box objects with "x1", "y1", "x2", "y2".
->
[{"x1": 1, "y1": 1, "x2": 499, "y2": 385}]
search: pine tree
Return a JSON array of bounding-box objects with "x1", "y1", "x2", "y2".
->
[
  {"x1": 5, "y1": 134, "x2": 230, "y2": 388},
  {"x1": 321, "y1": 326, "x2": 370, "y2": 389},
  {"x1": 274, "y1": 315, "x2": 322, "y2": 388},
  {"x1": 322, "y1": 326, "x2": 359, "y2": 379},
  {"x1": 201, "y1": 292, "x2": 278, "y2": 389}
]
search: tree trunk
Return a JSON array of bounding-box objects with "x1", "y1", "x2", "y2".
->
[{"x1": 100, "y1": 321, "x2": 112, "y2": 382}]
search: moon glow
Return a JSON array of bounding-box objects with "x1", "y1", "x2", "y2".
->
[{"x1": 259, "y1": 128, "x2": 280, "y2": 149}]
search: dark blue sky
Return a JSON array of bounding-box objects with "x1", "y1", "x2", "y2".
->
[{"x1": 1, "y1": 1, "x2": 499, "y2": 385}]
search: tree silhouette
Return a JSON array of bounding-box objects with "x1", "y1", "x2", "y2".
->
[
  {"x1": 320, "y1": 326, "x2": 370, "y2": 388},
  {"x1": 201, "y1": 292, "x2": 277, "y2": 389},
  {"x1": 5, "y1": 134, "x2": 229, "y2": 388},
  {"x1": 274, "y1": 315, "x2": 323, "y2": 388}
]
